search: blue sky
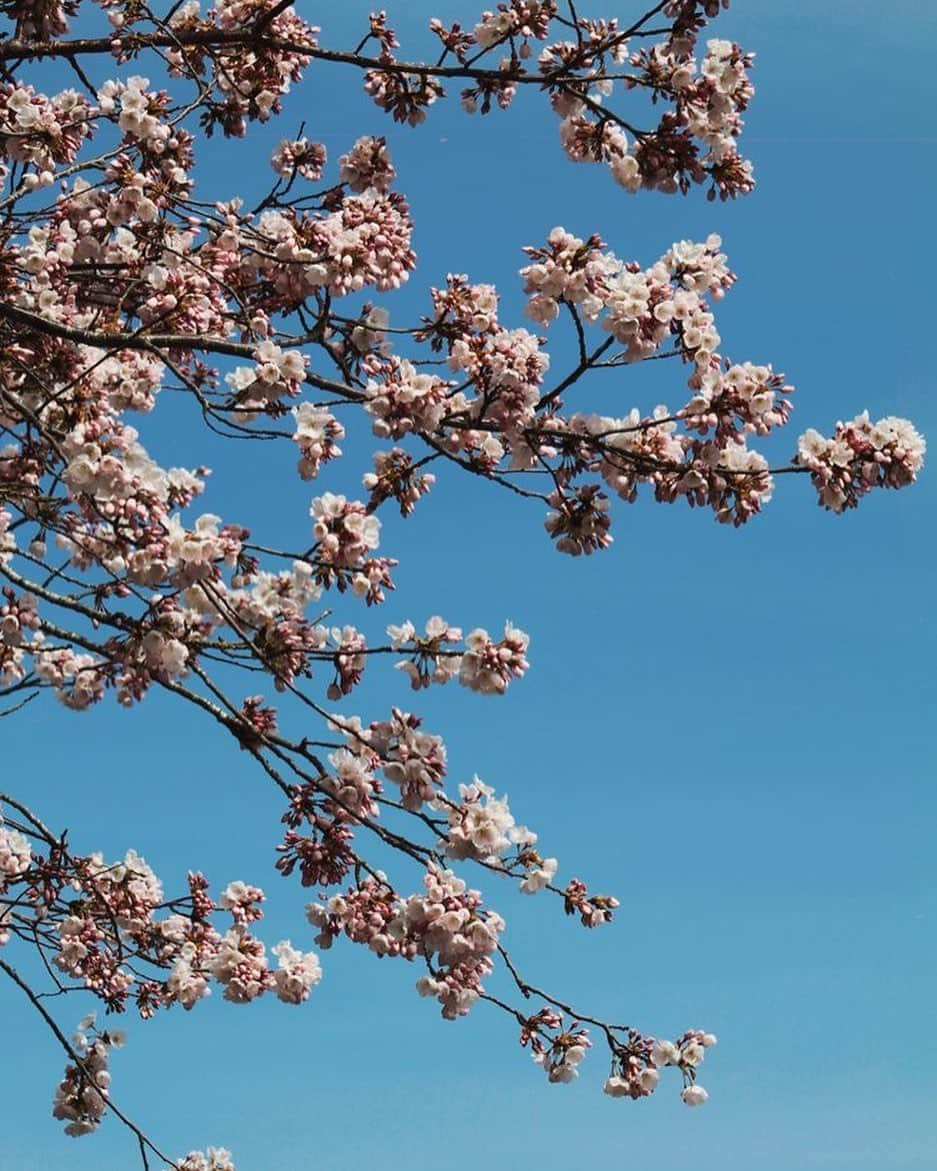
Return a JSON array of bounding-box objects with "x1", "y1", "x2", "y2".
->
[{"x1": 2, "y1": 2, "x2": 936, "y2": 1169}]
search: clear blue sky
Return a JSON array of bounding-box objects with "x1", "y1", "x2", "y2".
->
[{"x1": 3, "y1": 2, "x2": 936, "y2": 1169}]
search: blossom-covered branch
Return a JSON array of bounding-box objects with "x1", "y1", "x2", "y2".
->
[{"x1": 0, "y1": 0, "x2": 924, "y2": 1164}]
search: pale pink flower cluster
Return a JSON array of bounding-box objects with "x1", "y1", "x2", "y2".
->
[
  {"x1": 604, "y1": 264, "x2": 682, "y2": 360},
  {"x1": 2, "y1": 0, "x2": 76, "y2": 39},
  {"x1": 473, "y1": 1, "x2": 554, "y2": 50},
  {"x1": 199, "y1": 927, "x2": 319, "y2": 1006},
  {"x1": 532, "y1": 1023, "x2": 592, "y2": 1084},
  {"x1": 601, "y1": 1028, "x2": 716, "y2": 1103},
  {"x1": 651, "y1": 440, "x2": 773, "y2": 526},
  {"x1": 310, "y1": 493, "x2": 381, "y2": 570},
  {"x1": 303, "y1": 190, "x2": 416, "y2": 296},
  {"x1": 545, "y1": 485, "x2": 612, "y2": 556},
  {"x1": 225, "y1": 342, "x2": 307, "y2": 414},
  {"x1": 323, "y1": 748, "x2": 380, "y2": 821},
  {"x1": 291, "y1": 403, "x2": 345, "y2": 480},
  {"x1": 519, "y1": 852, "x2": 558, "y2": 893},
  {"x1": 0, "y1": 588, "x2": 39, "y2": 673},
  {"x1": 270, "y1": 137, "x2": 326, "y2": 182},
  {"x1": 690, "y1": 38, "x2": 755, "y2": 163},
  {"x1": 558, "y1": 113, "x2": 630, "y2": 171},
  {"x1": 360, "y1": 707, "x2": 448, "y2": 811},
  {"x1": 685, "y1": 361, "x2": 793, "y2": 441},
  {"x1": 531, "y1": 15, "x2": 756, "y2": 199},
  {"x1": 339, "y1": 135, "x2": 396, "y2": 193},
  {"x1": 16, "y1": 834, "x2": 324, "y2": 1019},
  {"x1": 62, "y1": 424, "x2": 172, "y2": 510},
  {"x1": 459, "y1": 622, "x2": 530, "y2": 695},
  {"x1": 450, "y1": 326, "x2": 549, "y2": 434},
  {"x1": 176, "y1": 1148, "x2": 236, "y2": 1171},
  {"x1": 363, "y1": 65, "x2": 444, "y2": 127},
  {"x1": 165, "y1": 513, "x2": 243, "y2": 587},
  {"x1": 309, "y1": 864, "x2": 504, "y2": 1019},
  {"x1": 33, "y1": 647, "x2": 106, "y2": 710},
  {"x1": 165, "y1": 946, "x2": 212, "y2": 1010},
  {"x1": 411, "y1": 871, "x2": 505, "y2": 1018},
  {"x1": 522, "y1": 230, "x2": 733, "y2": 364},
  {"x1": 516, "y1": 229, "x2": 807, "y2": 535},
  {"x1": 652, "y1": 1030, "x2": 718, "y2": 1071},
  {"x1": 80, "y1": 349, "x2": 165, "y2": 414},
  {"x1": 52, "y1": 1026, "x2": 113, "y2": 1137},
  {"x1": 0, "y1": 84, "x2": 92, "y2": 182},
  {"x1": 270, "y1": 940, "x2": 323, "y2": 1004},
  {"x1": 167, "y1": 2, "x2": 318, "y2": 137},
  {"x1": 116, "y1": 617, "x2": 193, "y2": 699},
  {"x1": 439, "y1": 777, "x2": 535, "y2": 864},
  {"x1": 604, "y1": 1064, "x2": 661, "y2": 1098},
  {"x1": 570, "y1": 409, "x2": 685, "y2": 504},
  {"x1": 797, "y1": 413, "x2": 926, "y2": 512},
  {"x1": 98, "y1": 76, "x2": 170, "y2": 150},
  {"x1": 246, "y1": 612, "x2": 329, "y2": 693},
  {"x1": 387, "y1": 615, "x2": 463, "y2": 688},
  {"x1": 417, "y1": 277, "x2": 551, "y2": 462},
  {"x1": 424, "y1": 273, "x2": 500, "y2": 337},
  {"x1": 0, "y1": 819, "x2": 31, "y2": 882},
  {"x1": 235, "y1": 561, "x2": 321, "y2": 626},
  {"x1": 218, "y1": 880, "x2": 265, "y2": 926},
  {"x1": 362, "y1": 448, "x2": 436, "y2": 516},
  {"x1": 521, "y1": 228, "x2": 617, "y2": 324},
  {"x1": 365, "y1": 359, "x2": 452, "y2": 438},
  {"x1": 350, "y1": 305, "x2": 392, "y2": 358},
  {"x1": 307, "y1": 879, "x2": 407, "y2": 956}
]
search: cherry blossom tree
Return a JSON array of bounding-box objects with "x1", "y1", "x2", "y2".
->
[{"x1": 0, "y1": 1, "x2": 925, "y2": 1166}]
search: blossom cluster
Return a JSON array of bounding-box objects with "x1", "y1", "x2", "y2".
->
[
  {"x1": 797, "y1": 413, "x2": 926, "y2": 512},
  {"x1": 603, "y1": 1029, "x2": 717, "y2": 1102},
  {"x1": 308, "y1": 864, "x2": 504, "y2": 1019},
  {"x1": 386, "y1": 617, "x2": 530, "y2": 695},
  {"x1": 0, "y1": 815, "x2": 322, "y2": 1033},
  {"x1": 165, "y1": 1, "x2": 319, "y2": 137},
  {"x1": 52, "y1": 1017, "x2": 120, "y2": 1137}
]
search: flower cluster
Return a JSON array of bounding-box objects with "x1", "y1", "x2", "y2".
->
[
  {"x1": 310, "y1": 493, "x2": 382, "y2": 571},
  {"x1": 292, "y1": 403, "x2": 345, "y2": 480},
  {"x1": 339, "y1": 135, "x2": 396, "y2": 193},
  {"x1": 308, "y1": 864, "x2": 505, "y2": 1019},
  {"x1": 362, "y1": 448, "x2": 436, "y2": 516},
  {"x1": 270, "y1": 138, "x2": 327, "y2": 182},
  {"x1": 438, "y1": 777, "x2": 535, "y2": 864},
  {"x1": 0, "y1": 83, "x2": 92, "y2": 182},
  {"x1": 521, "y1": 228, "x2": 616, "y2": 325},
  {"x1": 176, "y1": 1149, "x2": 236, "y2": 1171},
  {"x1": 387, "y1": 615, "x2": 463, "y2": 689},
  {"x1": 166, "y1": 1, "x2": 318, "y2": 137},
  {"x1": 523, "y1": 1014, "x2": 592, "y2": 1084},
  {"x1": 303, "y1": 190, "x2": 416, "y2": 296},
  {"x1": 365, "y1": 359, "x2": 453, "y2": 438},
  {"x1": 225, "y1": 343, "x2": 307, "y2": 415},
  {"x1": 0, "y1": 818, "x2": 31, "y2": 884},
  {"x1": 473, "y1": 2, "x2": 555, "y2": 51},
  {"x1": 459, "y1": 623, "x2": 530, "y2": 695},
  {"x1": 797, "y1": 413, "x2": 926, "y2": 512},
  {"x1": 51, "y1": 1016, "x2": 124, "y2": 1137},
  {"x1": 363, "y1": 707, "x2": 448, "y2": 811}
]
